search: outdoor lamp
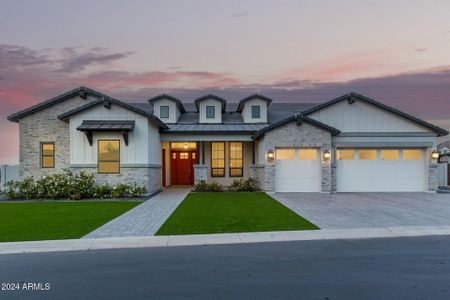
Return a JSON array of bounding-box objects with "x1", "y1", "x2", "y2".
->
[
  {"x1": 431, "y1": 150, "x2": 439, "y2": 160},
  {"x1": 323, "y1": 150, "x2": 331, "y2": 161},
  {"x1": 267, "y1": 149, "x2": 275, "y2": 161}
]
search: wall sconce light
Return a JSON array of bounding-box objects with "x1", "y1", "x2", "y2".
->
[
  {"x1": 267, "y1": 149, "x2": 275, "y2": 162},
  {"x1": 431, "y1": 150, "x2": 439, "y2": 160},
  {"x1": 323, "y1": 150, "x2": 331, "y2": 161},
  {"x1": 183, "y1": 142, "x2": 188, "y2": 149}
]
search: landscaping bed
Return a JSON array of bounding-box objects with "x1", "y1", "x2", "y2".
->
[
  {"x1": 0, "y1": 201, "x2": 141, "y2": 242},
  {"x1": 156, "y1": 192, "x2": 318, "y2": 235}
]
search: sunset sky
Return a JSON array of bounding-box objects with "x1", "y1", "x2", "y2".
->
[{"x1": 1, "y1": 0, "x2": 450, "y2": 164}]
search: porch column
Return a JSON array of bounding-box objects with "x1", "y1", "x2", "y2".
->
[{"x1": 194, "y1": 141, "x2": 208, "y2": 184}]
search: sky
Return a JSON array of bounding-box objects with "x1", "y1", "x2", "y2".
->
[{"x1": 1, "y1": 0, "x2": 450, "y2": 164}]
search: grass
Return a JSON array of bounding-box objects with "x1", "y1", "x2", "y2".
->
[
  {"x1": 156, "y1": 192, "x2": 318, "y2": 235},
  {"x1": 0, "y1": 201, "x2": 141, "y2": 242}
]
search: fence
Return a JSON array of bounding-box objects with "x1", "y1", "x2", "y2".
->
[
  {"x1": 0, "y1": 165, "x2": 19, "y2": 191},
  {"x1": 437, "y1": 163, "x2": 449, "y2": 187}
]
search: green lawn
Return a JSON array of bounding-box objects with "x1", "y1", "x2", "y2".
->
[
  {"x1": 0, "y1": 201, "x2": 141, "y2": 242},
  {"x1": 156, "y1": 192, "x2": 318, "y2": 235}
]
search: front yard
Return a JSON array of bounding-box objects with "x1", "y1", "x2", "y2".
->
[
  {"x1": 0, "y1": 201, "x2": 141, "y2": 242},
  {"x1": 156, "y1": 192, "x2": 318, "y2": 235}
]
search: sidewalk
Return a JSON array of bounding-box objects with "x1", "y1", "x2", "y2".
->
[{"x1": 2, "y1": 226, "x2": 450, "y2": 255}]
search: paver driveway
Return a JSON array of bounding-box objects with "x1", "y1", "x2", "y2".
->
[{"x1": 270, "y1": 192, "x2": 450, "y2": 229}]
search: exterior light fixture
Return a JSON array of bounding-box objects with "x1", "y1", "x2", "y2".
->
[
  {"x1": 323, "y1": 150, "x2": 331, "y2": 161},
  {"x1": 267, "y1": 149, "x2": 275, "y2": 161},
  {"x1": 184, "y1": 142, "x2": 188, "y2": 149},
  {"x1": 431, "y1": 150, "x2": 439, "y2": 160}
]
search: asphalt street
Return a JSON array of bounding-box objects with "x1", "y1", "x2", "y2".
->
[{"x1": 1, "y1": 236, "x2": 450, "y2": 300}]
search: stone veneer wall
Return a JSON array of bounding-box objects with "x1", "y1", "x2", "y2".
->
[
  {"x1": 193, "y1": 164, "x2": 208, "y2": 184},
  {"x1": 249, "y1": 164, "x2": 265, "y2": 190},
  {"x1": 18, "y1": 96, "x2": 94, "y2": 178},
  {"x1": 258, "y1": 122, "x2": 333, "y2": 192}
]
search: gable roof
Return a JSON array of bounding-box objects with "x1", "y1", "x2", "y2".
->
[
  {"x1": 57, "y1": 98, "x2": 168, "y2": 129},
  {"x1": 148, "y1": 94, "x2": 186, "y2": 113},
  {"x1": 252, "y1": 113, "x2": 341, "y2": 139},
  {"x1": 302, "y1": 92, "x2": 449, "y2": 136},
  {"x1": 7, "y1": 86, "x2": 109, "y2": 122},
  {"x1": 194, "y1": 94, "x2": 227, "y2": 112},
  {"x1": 438, "y1": 141, "x2": 450, "y2": 151},
  {"x1": 236, "y1": 94, "x2": 273, "y2": 112}
]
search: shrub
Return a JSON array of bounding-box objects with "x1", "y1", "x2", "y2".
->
[
  {"x1": 208, "y1": 182, "x2": 223, "y2": 192},
  {"x1": 194, "y1": 180, "x2": 222, "y2": 192},
  {"x1": 194, "y1": 180, "x2": 209, "y2": 192},
  {"x1": 230, "y1": 178, "x2": 256, "y2": 192},
  {"x1": 4, "y1": 170, "x2": 147, "y2": 200}
]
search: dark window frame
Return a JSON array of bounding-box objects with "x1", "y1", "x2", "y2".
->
[
  {"x1": 206, "y1": 106, "x2": 216, "y2": 119},
  {"x1": 40, "y1": 142, "x2": 55, "y2": 169},
  {"x1": 160, "y1": 105, "x2": 170, "y2": 118},
  {"x1": 211, "y1": 142, "x2": 225, "y2": 177},
  {"x1": 229, "y1": 142, "x2": 243, "y2": 177},
  {"x1": 251, "y1": 106, "x2": 261, "y2": 118},
  {"x1": 97, "y1": 139, "x2": 121, "y2": 174}
]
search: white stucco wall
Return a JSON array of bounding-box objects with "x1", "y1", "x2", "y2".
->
[
  {"x1": 152, "y1": 98, "x2": 180, "y2": 124},
  {"x1": 309, "y1": 100, "x2": 431, "y2": 133},
  {"x1": 198, "y1": 99, "x2": 222, "y2": 123},
  {"x1": 69, "y1": 104, "x2": 161, "y2": 166},
  {"x1": 241, "y1": 98, "x2": 268, "y2": 123}
]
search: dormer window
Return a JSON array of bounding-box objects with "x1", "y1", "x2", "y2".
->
[
  {"x1": 251, "y1": 106, "x2": 260, "y2": 119},
  {"x1": 160, "y1": 106, "x2": 169, "y2": 118},
  {"x1": 206, "y1": 106, "x2": 215, "y2": 119}
]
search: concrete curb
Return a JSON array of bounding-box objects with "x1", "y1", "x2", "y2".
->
[{"x1": 1, "y1": 226, "x2": 450, "y2": 255}]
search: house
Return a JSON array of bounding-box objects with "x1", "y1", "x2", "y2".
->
[
  {"x1": 438, "y1": 141, "x2": 450, "y2": 163},
  {"x1": 7, "y1": 87, "x2": 448, "y2": 193}
]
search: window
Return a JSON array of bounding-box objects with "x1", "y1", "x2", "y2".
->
[
  {"x1": 276, "y1": 149, "x2": 294, "y2": 160},
  {"x1": 41, "y1": 142, "x2": 55, "y2": 168},
  {"x1": 251, "y1": 106, "x2": 261, "y2": 118},
  {"x1": 179, "y1": 152, "x2": 189, "y2": 159},
  {"x1": 160, "y1": 106, "x2": 169, "y2": 118},
  {"x1": 381, "y1": 149, "x2": 399, "y2": 160},
  {"x1": 359, "y1": 149, "x2": 377, "y2": 160},
  {"x1": 337, "y1": 150, "x2": 355, "y2": 160},
  {"x1": 211, "y1": 142, "x2": 225, "y2": 177},
  {"x1": 229, "y1": 142, "x2": 243, "y2": 177},
  {"x1": 98, "y1": 140, "x2": 120, "y2": 173},
  {"x1": 206, "y1": 106, "x2": 215, "y2": 119},
  {"x1": 298, "y1": 149, "x2": 317, "y2": 160},
  {"x1": 403, "y1": 149, "x2": 422, "y2": 160}
]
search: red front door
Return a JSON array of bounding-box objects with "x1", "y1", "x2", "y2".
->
[{"x1": 170, "y1": 150, "x2": 197, "y2": 185}]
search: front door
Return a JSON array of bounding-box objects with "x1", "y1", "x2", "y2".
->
[{"x1": 170, "y1": 150, "x2": 197, "y2": 185}]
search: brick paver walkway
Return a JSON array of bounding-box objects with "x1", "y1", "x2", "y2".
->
[{"x1": 83, "y1": 187, "x2": 189, "y2": 238}]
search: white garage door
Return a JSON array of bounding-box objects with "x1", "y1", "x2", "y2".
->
[
  {"x1": 275, "y1": 148, "x2": 320, "y2": 192},
  {"x1": 336, "y1": 148, "x2": 425, "y2": 192}
]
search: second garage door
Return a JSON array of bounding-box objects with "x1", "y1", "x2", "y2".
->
[
  {"x1": 336, "y1": 148, "x2": 425, "y2": 192},
  {"x1": 275, "y1": 148, "x2": 321, "y2": 192}
]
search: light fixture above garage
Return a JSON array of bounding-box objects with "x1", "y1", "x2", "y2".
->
[
  {"x1": 267, "y1": 149, "x2": 275, "y2": 161},
  {"x1": 431, "y1": 150, "x2": 439, "y2": 160},
  {"x1": 323, "y1": 150, "x2": 331, "y2": 161}
]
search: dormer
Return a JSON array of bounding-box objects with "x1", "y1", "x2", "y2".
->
[
  {"x1": 194, "y1": 94, "x2": 226, "y2": 124},
  {"x1": 237, "y1": 94, "x2": 272, "y2": 123},
  {"x1": 148, "y1": 94, "x2": 185, "y2": 124}
]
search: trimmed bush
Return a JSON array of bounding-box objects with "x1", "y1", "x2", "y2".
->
[
  {"x1": 5, "y1": 170, "x2": 147, "y2": 200},
  {"x1": 193, "y1": 180, "x2": 223, "y2": 192},
  {"x1": 230, "y1": 178, "x2": 256, "y2": 192}
]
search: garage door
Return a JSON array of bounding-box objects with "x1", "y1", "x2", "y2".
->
[
  {"x1": 336, "y1": 149, "x2": 425, "y2": 192},
  {"x1": 275, "y1": 148, "x2": 320, "y2": 192}
]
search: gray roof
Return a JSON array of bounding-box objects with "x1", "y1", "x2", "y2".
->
[
  {"x1": 77, "y1": 120, "x2": 135, "y2": 132},
  {"x1": 148, "y1": 94, "x2": 186, "y2": 113},
  {"x1": 438, "y1": 141, "x2": 450, "y2": 151},
  {"x1": 303, "y1": 92, "x2": 449, "y2": 136},
  {"x1": 163, "y1": 123, "x2": 267, "y2": 133},
  {"x1": 236, "y1": 94, "x2": 272, "y2": 112}
]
